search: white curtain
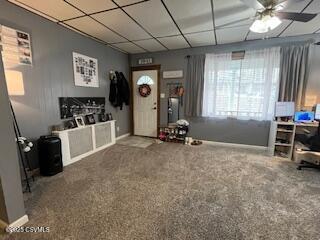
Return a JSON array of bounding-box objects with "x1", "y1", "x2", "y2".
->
[{"x1": 202, "y1": 47, "x2": 280, "y2": 121}]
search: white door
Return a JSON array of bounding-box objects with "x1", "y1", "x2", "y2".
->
[{"x1": 133, "y1": 70, "x2": 158, "y2": 137}]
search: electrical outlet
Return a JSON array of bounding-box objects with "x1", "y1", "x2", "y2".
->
[{"x1": 116, "y1": 126, "x2": 120, "y2": 132}]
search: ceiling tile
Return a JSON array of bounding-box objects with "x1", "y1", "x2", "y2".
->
[
  {"x1": 124, "y1": 0, "x2": 179, "y2": 37},
  {"x1": 10, "y1": 0, "x2": 83, "y2": 21},
  {"x1": 247, "y1": 0, "x2": 311, "y2": 40},
  {"x1": 65, "y1": 0, "x2": 117, "y2": 14},
  {"x1": 114, "y1": 0, "x2": 144, "y2": 6},
  {"x1": 133, "y1": 39, "x2": 167, "y2": 52},
  {"x1": 60, "y1": 22, "x2": 90, "y2": 37},
  {"x1": 163, "y1": 0, "x2": 213, "y2": 34},
  {"x1": 214, "y1": 0, "x2": 255, "y2": 27},
  {"x1": 64, "y1": 16, "x2": 126, "y2": 43},
  {"x1": 185, "y1": 31, "x2": 216, "y2": 47},
  {"x1": 157, "y1": 35, "x2": 189, "y2": 50},
  {"x1": 281, "y1": 1, "x2": 320, "y2": 37},
  {"x1": 112, "y1": 42, "x2": 146, "y2": 53},
  {"x1": 92, "y1": 9, "x2": 150, "y2": 41},
  {"x1": 216, "y1": 25, "x2": 250, "y2": 44}
]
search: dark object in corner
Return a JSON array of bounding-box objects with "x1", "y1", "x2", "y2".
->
[
  {"x1": 109, "y1": 71, "x2": 130, "y2": 110},
  {"x1": 38, "y1": 136, "x2": 63, "y2": 176}
]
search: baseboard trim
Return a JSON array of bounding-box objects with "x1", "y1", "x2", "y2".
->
[
  {"x1": 0, "y1": 215, "x2": 28, "y2": 231},
  {"x1": 201, "y1": 140, "x2": 267, "y2": 151},
  {"x1": 116, "y1": 133, "x2": 130, "y2": 141}
]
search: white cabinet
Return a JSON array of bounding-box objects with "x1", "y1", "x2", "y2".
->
[
  {"x1": 268, "y1": 121, "x2": 295, "y2": 159},
  {"x1": 52, "y1": 121, "x2": 116, "y2": 166}
]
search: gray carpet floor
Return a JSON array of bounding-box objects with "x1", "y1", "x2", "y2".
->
[{"x1": 1, "y1": 142, "x2": 320, "y2": 240}]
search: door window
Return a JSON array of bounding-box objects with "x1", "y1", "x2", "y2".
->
[{"x1": 137, "y1": 75, "x2": 154, "y2": 85}]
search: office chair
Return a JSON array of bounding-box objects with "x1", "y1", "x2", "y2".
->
[{"x1": 295, "y1": 129, "x2": 320, "y2": 170}]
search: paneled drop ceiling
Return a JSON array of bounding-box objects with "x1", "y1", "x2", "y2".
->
[{"x1": 7, "y1": 0, "x2": 320, "y2": 54}]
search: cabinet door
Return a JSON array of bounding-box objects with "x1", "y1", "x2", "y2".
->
[
  {"x1": 68, "y1": 127, "x2": 93, "y2": 158},
  {"x1": 95, "y1": 123, "x2": 112, "y2": 148}
]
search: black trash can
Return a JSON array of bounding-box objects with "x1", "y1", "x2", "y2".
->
[{"x1": 38, "y1": 136, "x2": 63, "y2": 176}]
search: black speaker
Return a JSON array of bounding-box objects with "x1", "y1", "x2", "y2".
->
[{"x1": 38, "y1": 136, "x2": 63, "y2": 176}]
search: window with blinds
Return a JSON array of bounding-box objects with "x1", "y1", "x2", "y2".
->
[{"x1": 202, "y1": 47, "x2": 280, "y2": 121}]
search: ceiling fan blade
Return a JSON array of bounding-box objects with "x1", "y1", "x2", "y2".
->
[
  {"x1": 216, "y1": 17, "x2": 254, "y2": 29},
  {"x1": 240, "y1": 0, "x2": 265, "y2": 10},
  {"x1": 275, "y1": 12, "x2": 317, "y2": 22}
]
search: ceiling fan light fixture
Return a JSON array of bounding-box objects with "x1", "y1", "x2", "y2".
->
[
  {"x1": 250, "y1": 15, "x2": 282, "y2": 33},
  {"x1": 250, "y1": 19, "x2": 268, "y2": 33},
  {"x1": 267, "y1": 16, "x2": 282, "y2": 30}
]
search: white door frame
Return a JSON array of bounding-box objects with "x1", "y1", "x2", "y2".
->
[{"x1": 131, "y1": 65, "x2": 160, "y2": 137}]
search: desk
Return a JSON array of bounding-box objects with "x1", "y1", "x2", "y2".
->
[
  {"x1": 268, "y1": 121, "x2": 318, "y2": 159},
  {"x1": 295, "y1": 122, "x2": 318, "y2": 128}
]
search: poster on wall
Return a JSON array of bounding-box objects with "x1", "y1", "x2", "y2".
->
[
  {"x1": 0, "y1": 24, "x2": 33, "y2": 66},
  {"x1": 73, "y1": 52, "x2": 99, "y2": 88},
  {"x1": 59, "y1": 97, "x2": 105, "y2": 119}
]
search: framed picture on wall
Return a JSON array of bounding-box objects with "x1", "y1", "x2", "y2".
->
[
  {"x1": 72, "y1": 52, "x2": 99, "y2": 88},
  {"x1": 0, "y1": 24, "x2": 33, "y2": 66}
]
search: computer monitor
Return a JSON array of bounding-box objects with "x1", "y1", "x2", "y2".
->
[
  {"x1": 275, "y1": 102, "x2": 295, "y2": 117},
  {"x1": 315, "y1": 104, "x2": 320, "y2": 120},
  {"x1": 294, "y1": 111, "x2": 315, "y2": 123}
]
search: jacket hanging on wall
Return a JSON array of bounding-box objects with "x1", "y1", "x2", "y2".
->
[{"x1": 109, "y1": 71, "x2": 130, "y2": 110}]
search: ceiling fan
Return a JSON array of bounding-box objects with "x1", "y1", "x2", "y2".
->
[{"x1": 218, "y1": 0, "x2": 317, "y2": 33}]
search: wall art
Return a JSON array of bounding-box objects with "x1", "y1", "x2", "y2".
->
[{"x1": 73, "y1": 52, "x2": 98, "y2": 87}]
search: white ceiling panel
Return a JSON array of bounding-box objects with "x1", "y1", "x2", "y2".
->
[
  {"x1": 64, "y1": 16, "x2": 126, "y2": 43},
  {"x1": 92, "y1": 9, "x2": 150, "y2": 41},
  {"x1": 60, "y1": 22, "x2": 91, "y2": 38},
  {"x1": 185, "y1": 31, "x2": 216, "y2": 47},
  {"x1": 7, "y1": 0, "x2": 320, "y2": 54},
  {"x1": 157, "y1": 35, "x2": 189, "y2": 49},
  {"x1": 133, "y1": 39, "x2": 167, "y2": 52},
  {"x1": 216, "y1": 25, "x2": 250, "y2": 44},
  {"x1": 114, "y1": 0, "x2": 144, "y2": 6},
  {"x1": 65, "y1": 0, "x2": 117, "y2": 14},
  {"x1": 112, "y1": 42, "x2": 146, "y2": 53},
  {"x1": 281, "y1": 1, "x2": 320, "y2": 37},
  {"x1": 214, "y1": 0, "x2": 255, "y2": 27},
  {"x1": 164, "y1": 0, "x2": 213, "y2": 34},
  {"x1": 9, "y1": 0, "x2": 83, "y2": 21},
  {"x1": 247, "y1": 0, "x2": 311, "y2": 40},
  {"x1": 124, "y1": 0, "x2": 179, "y2": 37}
]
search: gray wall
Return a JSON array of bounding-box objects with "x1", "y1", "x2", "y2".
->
[
  {"x1": 0, "y1": 179, "x2": 8, "y2": 224},
  {"x1": 130, "y1": 34, "x2": 320, "y2": 146},
  {"x1": 0, "y1": 54, "x2": 26, "y2": 224},
  {"x1": 0, "y1": 1, "x2": 130, "y2": 143}
]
